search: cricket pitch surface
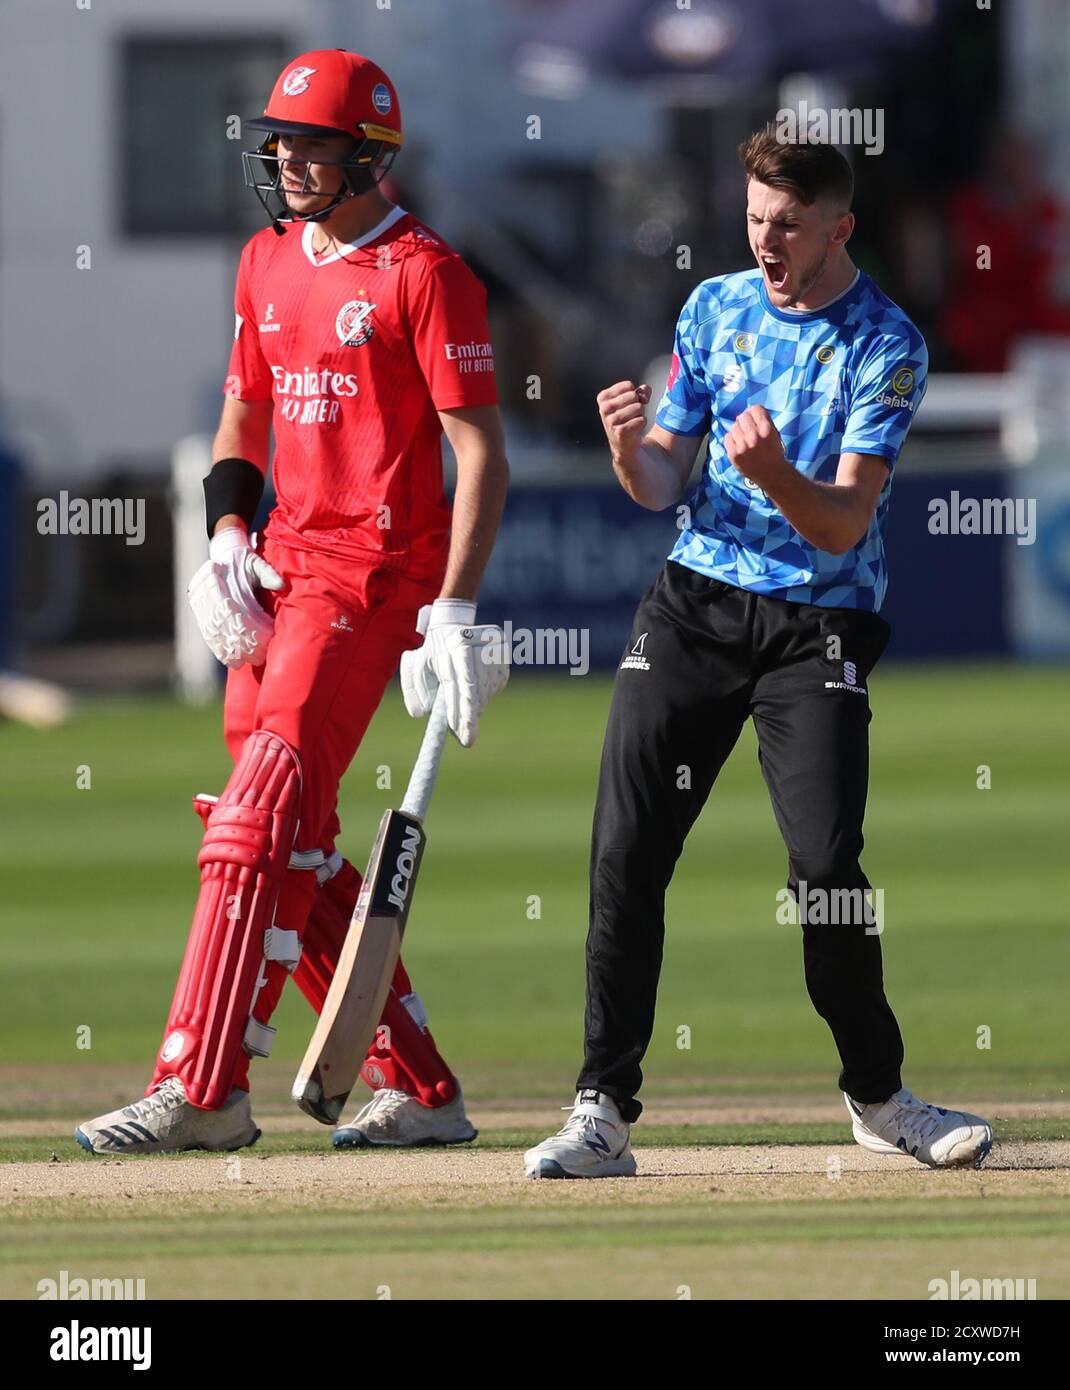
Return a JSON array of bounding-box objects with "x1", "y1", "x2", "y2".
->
[{"x1": 2, "y1": 1097, "x2": 1068, "y2": 1301}]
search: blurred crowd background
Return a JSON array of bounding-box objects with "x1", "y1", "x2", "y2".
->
[{"x1": 1, "y1": 0, "x2": 1068, "y2": 716}]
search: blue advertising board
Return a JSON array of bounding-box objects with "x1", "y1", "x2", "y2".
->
[{"x1": 477, "y1": 471, "x2": 1011, "y2": 671}]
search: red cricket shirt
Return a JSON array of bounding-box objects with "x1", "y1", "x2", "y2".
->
[{"x1": 224, "y1": 206, "x2": 498, "y2": 579}]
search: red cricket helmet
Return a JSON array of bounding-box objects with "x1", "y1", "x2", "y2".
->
[{"x1": 243, "y1": 49, "x2": 403, "y2": 229}]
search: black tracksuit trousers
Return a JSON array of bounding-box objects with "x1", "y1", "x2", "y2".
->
[{"x1": 578, "y1": 560, "x2": 905, "y2": 1122}]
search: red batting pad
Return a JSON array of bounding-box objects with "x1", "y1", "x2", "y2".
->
[{"x1": 152, "y1": 731, "x2": 301, "y2": 1108}]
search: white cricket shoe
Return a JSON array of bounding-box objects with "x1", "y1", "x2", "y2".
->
[
  {"x1": 333, "y1": 1088, "x2": 477, "y2": 1149},
  {"x1": 75, "y1": 1077, "x2": 260, "y2": 1156},
  {"x1": 524, "y1": 1090, "x2": 637, "y2": 1179},
  {"x1": 845, "y1": 1086, "x2": 993, "y2": 1169}
]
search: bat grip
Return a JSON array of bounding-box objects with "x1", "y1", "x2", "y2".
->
[{"x1": 400, "y1": 689, "x2": 449, "y2": 820}]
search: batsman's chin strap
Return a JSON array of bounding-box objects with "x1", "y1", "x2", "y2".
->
[{"x1": 269, "y1": 187, "x2": 356, "y2": 236}]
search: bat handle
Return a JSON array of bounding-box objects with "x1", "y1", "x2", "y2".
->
[{"x1": 400, "y1": 688, "x2": 449, "y2": 821}]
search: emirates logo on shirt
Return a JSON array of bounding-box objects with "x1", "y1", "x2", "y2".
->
[
  {"x1": 443, "y1": 340, "x2": 494, "y2": 374},
  {"x1": 335, "y1": 299, "x2": 376, "y2": 348}
]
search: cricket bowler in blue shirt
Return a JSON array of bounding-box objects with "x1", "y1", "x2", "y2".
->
[{"x1": 526, "y1": 126, "x2": 993, "y2": 1178}]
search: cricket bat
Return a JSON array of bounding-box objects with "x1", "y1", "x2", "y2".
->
[{"x1": 292, "y1": 690, "x2": 450, "y2": 1124}]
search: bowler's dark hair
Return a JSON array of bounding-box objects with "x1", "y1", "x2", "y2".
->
[{"x1": 738, "y1": 125, "x2": 853, "y2": 211}]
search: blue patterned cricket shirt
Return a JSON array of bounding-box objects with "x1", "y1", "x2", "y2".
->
[{"x1": 655, "y1": 268, "x2": 927, "y2": 611}]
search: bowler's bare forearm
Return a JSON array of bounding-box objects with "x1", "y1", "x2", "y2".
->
[
  {"x1": 756, "y1": 453, "x2": 887, "y2": 556},
  {"x1": 612, "y1": 434, "x2": 693, "y2": 511}
]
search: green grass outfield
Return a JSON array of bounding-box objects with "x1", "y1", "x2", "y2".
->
[
  {"x1": 2, "y1": 667, "x2": 1067, "y2": 1100},
  {"x1": 1, "y1": 663, "x2": 1067, "y2": 1104},
  {"x1": 2, "y1": 662, "x2": 1067, "y2": 1301},
  {"x1": 4, "y1": 1197, "x2": 1069, "y2": 1301}
]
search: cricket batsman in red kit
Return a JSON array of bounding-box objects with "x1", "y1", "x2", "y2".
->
[{"x1": 76, "y1": 50, "x2": 509, "y2": 1155}]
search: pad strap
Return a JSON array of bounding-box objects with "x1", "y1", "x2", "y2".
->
[
  {"x1": 289, "y1": 846, "x2": 344, "y2": 885},
  {"x1": 243, "y1": 1018, "x2": 276, "y2": 1059},
  {"x1": 263, "y1": 926, "x2": 301, "y2": 971}
]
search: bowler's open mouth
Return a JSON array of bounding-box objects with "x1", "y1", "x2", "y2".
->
[{"x1": 760, "y1": 253, "x2": 788, "y2": 291}]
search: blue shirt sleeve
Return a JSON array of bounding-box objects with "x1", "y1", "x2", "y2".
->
[
  {"x1": 840, "y1": 327, "x2": 928, "y2": 469},
  {"x1": 654, "y1": 289, "x2": 711, "y2": 437}
]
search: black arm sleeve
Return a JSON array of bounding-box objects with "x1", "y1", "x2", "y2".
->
[{"x1": 203, "y1": 458, "x2": 265, "y2": 539}]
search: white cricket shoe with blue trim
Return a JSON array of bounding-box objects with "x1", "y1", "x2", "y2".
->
[
  {"x1": 845, "y1": 1086, "x2": 993, "y2": 1169},
  {"x1": 75, "y1": 1076, "x2": 260, "y2": 1155},
  {"x1": 524, "y1": 1090, "x2": 637, "y2": 1179},
  {"x1": 333, "y1": 1088, "x2": 477, "y2": 1148}
]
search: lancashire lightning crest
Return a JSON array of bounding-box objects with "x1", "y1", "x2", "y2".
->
[{"x1": 335, "y1": 299, "x2": 376, "y2": 347}]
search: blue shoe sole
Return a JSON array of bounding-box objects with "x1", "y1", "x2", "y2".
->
[
  {"x1": 332, "y1": 1129, "x2": 371, "y2": 1150},
  {"x1": 528, "y1": 1159, "x2": 571, "y2": 1179},
  {"x1": 73, "y1": 1125, "x2": 261, "y2": 1155},
  {"x1": 526, "y1": 1159, "x2": 638, "y2": 1179}
]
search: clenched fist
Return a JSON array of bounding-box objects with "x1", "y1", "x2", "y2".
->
[
  {"x1": 724, "y1": 405, "x2": 788, "y2": 492},
  {"x1": 597, "y1": 381, "x2": 652, "y2": 462}
]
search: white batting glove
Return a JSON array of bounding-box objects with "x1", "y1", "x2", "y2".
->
[
  {"x1": 187, "y1": 527, "x2": 285, "y2": 669},
  {"x1": 400, "y1": 599, "x2": 509, "y2": 747}
]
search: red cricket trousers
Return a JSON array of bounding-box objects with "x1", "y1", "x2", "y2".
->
[{"x1": 221, "y1": 535, "x2": 439, "y2": 1090}]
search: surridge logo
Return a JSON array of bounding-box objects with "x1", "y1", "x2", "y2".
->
[
  {"x1": 722, "y1": 363, "x2": 744, "y2": 392},
  {"x1": 825, "y1": 657, "x2": 865, "y2": 695},
  {"x1": 620, "y1": 632, "x2": 651, "y2": 672}
]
